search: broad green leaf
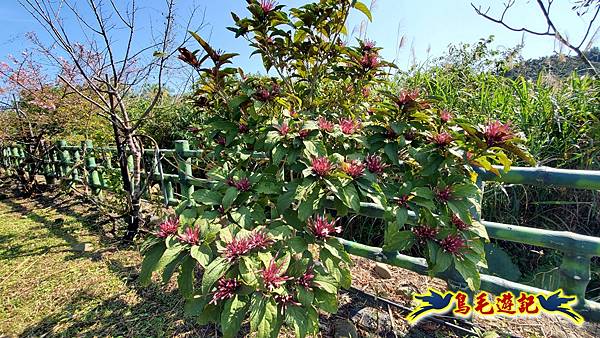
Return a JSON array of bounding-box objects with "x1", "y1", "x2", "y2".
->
[
  {"x1": 454, "y1": 258, "x2": 481, "y2": 290},
  {"x1": 177, "y1": 255, "x2": 196, "y2": 298},
  {"x1": 286, "y1": 305, "x2": 309, "y2": 338},
  {"x1": 354, "y1": 1, "x2": 372, "y2": 21},
  {"x1": 202, "y1": 257, "x2": 231, "y2": 293},
  {"x1": 340, "y1": 183, "x2": 361, "y2": 212},
  {"x1": 162, "y1": 252, "x2": 187, "y2": 283},
  {"x1": 193, "y1": 190, "x2": 222, "y2": 205},
  {"x1": 139, "y1": 242, "x2": 166, "y2": 286},
  {"x1": 221, "y1": 295, "x2": 248, "y2": 338},
  {"x1": 314, "y1": 289, "x2": 338, "y2": 313},
  {"x1": 190, "y1": 244, "x2": 213, "y2": 267},
  {"x1": 249, "y1": 293, "x2": 278, "y2": 338},
  {"x1": 430, "y1": 249, "x2": 452, "y2": 275},
  {"x1": 222, "y1": 187, "x2": 239, "y2": 209}
]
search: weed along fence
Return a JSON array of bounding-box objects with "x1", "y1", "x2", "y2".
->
[{"x1": 3, "y1": 140, "x2": 600, "y2": 321}]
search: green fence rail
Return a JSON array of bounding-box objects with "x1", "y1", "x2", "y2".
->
[{"x1": 2, "y1": 140, "x2": 600, "y2": 321}]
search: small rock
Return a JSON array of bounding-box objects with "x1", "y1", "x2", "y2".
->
[
  {"x1": 71, "y1": 243, "x2": 94, "y2": 252},
  {"x1": 374, "y1": 262, "x2": 392, "y2": 279},
  {"x1": 351, "y1": 307, "x2": 392, "y2": 332},
  {"x1": 334, "y1": 319, "x2": 359, "y2": 338},
  {"x1": 148, "y1": 215, "x2": 162, "y2": 227}
]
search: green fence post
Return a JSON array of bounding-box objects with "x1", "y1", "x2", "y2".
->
[
  {"x1": 43, "y1": 147, "x2": 56, "y2": 185},
  {"x1": 559, "y1": 254, "x2": 591, "y2": 305},
  {"x1": 84, "y1": 140, "x2": 101, "y2": 195},
  {"x1": 175, "y1": 140, "x2": 194, "y2": 205},
  {"x1": 57, "y1": 140, "x2": 72, "y2": 182},
  {"x1": 72, "y1": 146, "x2": 81, "y2": 182},
  {"x1": 51, "y1": 148, "x2": 61, "y2": 179}
]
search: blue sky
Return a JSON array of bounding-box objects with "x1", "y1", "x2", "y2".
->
[{"x1": 0, "y1": 0, "x2": 597, "y2": 74}]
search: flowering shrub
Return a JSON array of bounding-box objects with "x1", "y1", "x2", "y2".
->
[{"x1": 139, "y1": 1, "x2": 533, "y2": 337}]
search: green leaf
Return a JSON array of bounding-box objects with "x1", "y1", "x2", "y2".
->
[
  {"x1": 297, "y1": 288, "x2": 314, "y2": 307},
  {"x1": 162, "y1": 252, "x2": 187, "y2": 283},
  {"x1": 190, "y1": 244, "x2": 213, "y2": 268},
  {"x1": 383, "y1": 229, "x2": 415, "y2": 251},
  {"x1": 286, "y1": 306, "x2": 309, "y2": 338},
  {"x1": 222, "y1": 187, "x2": 239, "y2": 209},
  {"x1": 298, "y1": 186, "x2": 320, "y2": 221},
  {"x1": 177, "y1": 256, "x2": 196, "y2": 298},
  {"x1": 139, "y1": 242, "x2": 166, "y2": 286},
  {"x1": 340, "y1": 183, "x2": 361, "y2": 212},
  {"x1": 314, "y1": 289, "x2": 338, "y2": 313},
  {"x1": 249, "y1": 293, "x2": 279, "y2": 338},
  {"x1": 454, "y1": 258, "x2": 481, "y2": 290},
  {"x1": 202, "y1": 257, "x2": 231, "y2": 293},
  {"x1": 313, "y1": 275, "x2": 338, "y2": 294},
  {"x1": 430, "y1": 249, "x2": 452, "y2": 275},
  {"x1": 240, "y1": 256, "x2": 259, "y2": 286},
  {"x1": 384, "y1": 142, "x2": 399, "y2": 166},
  {"x1": 193, "y1": 190, "x2": 222, "y2": 205},
  {"x1": 354, "y1": 1, "x2": 373, "y2": 21},
  {"x1": 184, "y1": 294, "x2": 208, "y2": 316},
  {"x1": 396, "y1": 207, "x2": 408, "y2": 226},
  {"x1": 221, "y1": 295, "x2": 248, "y2": 338},
  {"x1": 153, "y1": 244, "x2": 184, "y2": 281}
]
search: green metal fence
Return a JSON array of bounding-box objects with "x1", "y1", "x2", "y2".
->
[{"x1": 2, "y1": 140, "x2": 600, "y2": 321}]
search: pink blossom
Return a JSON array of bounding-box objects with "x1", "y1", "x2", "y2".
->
[
  {"x1": 339, "y1": 118, "x2": 361, "y2": 135},
  {"x1": 451, "y1": 214, "x2": 470, "y2": 231},
  {"x1": 259, "y1": 0, "x2": 277, "y2": 13},
  {"x1": 412, "y1": 225, "x2": 439, "y2": 240},
  {"x1": 341, "y1": 160, "x2": 365, "y2": 179},
  {"x1": 234, "y1": 177, "x2": 251, "y2": 191},
  {"x1": 317, "y1": 117, "x2": 334, "y2": 132},
  {"x1": 178, "y1": 227, "x2": 200, "y2": 245},
  {"x1": 435, "y1": 186, "x2": 453, "y2": 203},
  {"x1": 364, "y1": 154, "x2": 388, "y2": 174},
  {"x1": 297, "y1": 267, "x2": 315, "y2": 289},
  {"x1": 276, "y1": 123, "x2": 290, "y2": 136},
  {"x1": 307, "y1": 215, "x2": 341, "y2": 239},
  {"x1": 157, "y1": 218, "x2": 179, "y2": 238},
  {"x1": 484, "y1": 121, "x2": 514, "y2": 146},
  {"x1": 210, "y1": 278, "x2": 239, "y2": 304},
  {"x1": 311, "y1": 156, "x2": 333, "y2": 177},
  {"x1": 261, "y1": 258, "x2": 292, "y2": 291},
  {"x1": 440, "y1": 234, "x2": 466, "y2": 255},
  {"x1": 440, "y1": 110, "x2": 453, "y2": 123},
  {"x1": 432, "y1": 132, "x2": 453, "y2": 148},
  {"x1": 396, "y1": 89, "x2": 419, "y2": 106}
]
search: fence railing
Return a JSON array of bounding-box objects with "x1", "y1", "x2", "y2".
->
[{"x1": 2, "y1": 140, "x2": 600, "y2": 321}]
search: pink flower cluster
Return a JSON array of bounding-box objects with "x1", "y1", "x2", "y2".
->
[
  {"x1": 178, "y1": 226, "x2": 200, "y2": 245},
  {"x1": 484, "y1": 121, "x2": 514, "y2": 146},
  {"x1": 339, "y1": 118, "x2": 361, "y2": 135},
  {"x1": 307, "y1": 215, "x2": 341, "y2": 239},
  {"x1": 210, "y1": 278, "x2": 239, "y2": 304},
  {"x1": 451, "y1": 214, "x2": 470, "y2": 231},
  {"x1": 412, "y1": 225, "x2": 439, "y2": 240},
  {"x1": 318, "y1": 117, "x2": 334, "y2": 132},
  {"x1": 261, "y1": 258, "x2": 293, "y2": 291},
  {"x1": 157, "y1": 218, "x2": 179, "y2": 238},
  {"x1": 440, "y1": 234, "x2": 466, "y2": 255},
  {"x1": 364, "y1": 154, "x2": 388, "y2": 174},
  {"x1": 224, "y1": 231, "x2": 274, "y2": 262},
  {"x1": 311, "y1": 156, "x2": 334, "y2": 177},
  {"x1": 341, "y1": 160, "x2": 365, "y2": 179}
]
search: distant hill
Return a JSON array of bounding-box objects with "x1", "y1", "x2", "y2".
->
[{"x1": 506, "y1": 47, "x2": 600, "y2": 79}]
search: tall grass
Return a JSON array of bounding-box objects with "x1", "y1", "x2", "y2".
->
[{"x1": 385, "y1": 46, "x2": 600, "y2": 297}]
